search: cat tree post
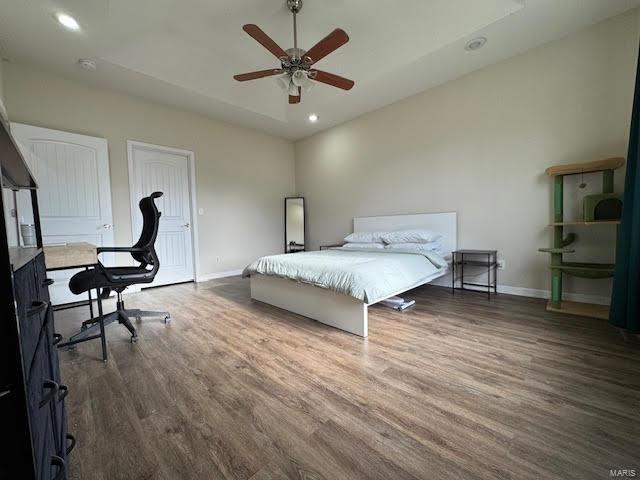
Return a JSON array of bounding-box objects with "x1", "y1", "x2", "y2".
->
[{"x1": 551, "y1": 175, "x2": 564, "y2": 309}]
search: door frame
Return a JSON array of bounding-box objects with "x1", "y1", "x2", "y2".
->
[{"x1": 126, "y1": 140, "x2": 200, "y2": 284}]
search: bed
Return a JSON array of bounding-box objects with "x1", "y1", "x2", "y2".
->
[{"x1": 244, "y1": 212, "x2": 457, "y2": 337}]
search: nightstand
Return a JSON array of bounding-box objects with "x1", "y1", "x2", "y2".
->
[{"x1": 452, "y1": 250, "x2": 498, "y2": 299}]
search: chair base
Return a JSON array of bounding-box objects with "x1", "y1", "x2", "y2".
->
[{"x1": 57, "y1": 290, "x2": 170, "y2": 362}]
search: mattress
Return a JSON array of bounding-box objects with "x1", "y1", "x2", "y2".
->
[{"x1": 243, "y1": 248, "x2": 446, "y2": 304}]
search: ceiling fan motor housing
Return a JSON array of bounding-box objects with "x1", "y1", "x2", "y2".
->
[{"x1": 287, "y1": 0, "x2": 303, "y2": 13}]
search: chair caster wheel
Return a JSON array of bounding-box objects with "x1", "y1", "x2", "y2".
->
[
  {"x1": 135, "y1": 316, "x2": 141, "y2": 322},
  {"x1": 67, "y1": 344, "x2": 77, "y2": 351},
  {"x1": 131, "y1": 336, "x2": 138, "y2": 344},
  {"x1": 164, "y1": 316, "x2": 171, "y2": 324}
]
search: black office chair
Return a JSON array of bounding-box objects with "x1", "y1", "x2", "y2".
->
[{"x1": 59, "y1": 192, "x2": 171, "y2": 362}]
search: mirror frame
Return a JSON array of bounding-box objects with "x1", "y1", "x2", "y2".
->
[{"x1": 284, "y1": 196, "x2": 306, "y2": 253}]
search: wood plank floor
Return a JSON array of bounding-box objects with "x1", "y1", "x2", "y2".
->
[{"x1": 54, "y1": 278, "x2": 640, "y2": 480}]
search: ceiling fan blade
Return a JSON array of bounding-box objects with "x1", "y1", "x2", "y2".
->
[
  {"x1": 289, "y1": 87, "x2": 301, "y2": 104},
  {"x1": 311, "y1": 70, "x2": 354, "y2": 90},
  {"x1": 243, "y1": 24, "x2": 288, "y2": 60},
  {"x1": 304, "y1": 29, "x2": 349, "y2": 65},
  {"x1": 234, "y1": 69, "x2": 284, "y2": 81}
]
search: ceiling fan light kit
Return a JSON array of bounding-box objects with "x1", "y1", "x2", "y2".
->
[{"x1": 234, "y1": 0, "x2": 354, "y2": 105}]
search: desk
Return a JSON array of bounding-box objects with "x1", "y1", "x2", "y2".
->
[{"x1": 44, "y1": 242, "x2": 98, "y2": 315}]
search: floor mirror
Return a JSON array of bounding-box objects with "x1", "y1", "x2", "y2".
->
[{"x1": 285, "y1": 197, "x2": 305, "y2": 253}]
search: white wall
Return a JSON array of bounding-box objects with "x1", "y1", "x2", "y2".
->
[
  {"x1": 3, "y1": 62, "x2": 295, "y2": 278},
  {"x1": 2, "y1": 10, "x2": 637, "y2": 300},
  {"x1": 0, "y1": 59, "x2": 6, "y2": 121},
  {"x1": 295, "y1": 10, "x2": 639, "y2": 299}
]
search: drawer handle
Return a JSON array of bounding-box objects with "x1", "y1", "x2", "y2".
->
[
  {"x1": 53, "y1": 333, "x2": 63, "y2": 346},
  {"x1": 65, "y1": 433, "x2": 76, "y2": 455},
  {"x1": 51, "y1": 455, "x2": 67, "y2": 480},
  {"x1": 57, "y1": 384, "x2": 68, "y2": 402},
  {"x1": 39, "y1": 380, "x2": 59, "y2": 408},
  {"x1": 27, "y1": 301, "x2": 48, "y2": 317},
  {"x1": 43, "y1": 278, "x2": 55, "y2": 287}
]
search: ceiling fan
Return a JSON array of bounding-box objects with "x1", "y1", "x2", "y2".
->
[{"x1": 233, "y1": 0, "x2": 354, "y2": 105}]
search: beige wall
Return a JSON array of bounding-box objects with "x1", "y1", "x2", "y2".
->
[
  {"x1": 2, "y1": 10, "x2": 637, "y2": 298},
  {"x1": 295, "y1": 10, "x2": 639, "y2": 298},
  {"x1": 3, "y1": 62, "x2": 295, "y2": 277},
  {"x1": 0, "y1": 60, "x2": 5, "y2": 119}
]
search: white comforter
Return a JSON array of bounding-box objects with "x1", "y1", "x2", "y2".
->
[{"x1": 243, "y1": 248, "x2": 446, "y2": 304}]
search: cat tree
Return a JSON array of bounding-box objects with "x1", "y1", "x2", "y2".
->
[{"x1": 539, "y1": 157, "x2": 625, "y2": 319}]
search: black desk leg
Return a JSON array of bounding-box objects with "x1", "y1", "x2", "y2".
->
[
  {"x1": 97, "y1": 289, "x2": 107, "y2": 363},
  {"x1": 86, "y1": 267, "x2": 94, "y2": 318}
]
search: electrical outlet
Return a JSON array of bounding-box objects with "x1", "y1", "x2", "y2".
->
[
  {"x1": 497, "y1": 259, "x2": 506, "y2": 270},
  {"x1": 216, "y1": 256, "x2": 221, "y2": 263},
  {"x1": 198, "y1": 208, "x2": 205, "y2": 216}
]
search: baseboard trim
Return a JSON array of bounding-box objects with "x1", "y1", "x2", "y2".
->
[
  {"x1": 196, "y1": 269, "x2": 243, "y2": 282},
  {"x1": 123, "y1": 285, "x2": 142, "y2": 294},
  {"x1": 496, "y1": 285, "x2": 610, "y2": 305},
  {"x1": 430, "y1": 276, "x2": 610, "y2": 305}
]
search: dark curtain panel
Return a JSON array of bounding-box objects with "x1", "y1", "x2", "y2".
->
[{"x1": 610, "y1": 44, "x2": 640, "y2": 333}]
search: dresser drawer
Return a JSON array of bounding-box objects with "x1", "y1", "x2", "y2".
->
[
  {"x1": 42, "y1": 306, "x2": 69, "y2": 459},
  {"x1": 34, "y1": 253, "x2": 52, "y2": 304},
  {"x1": 33, "y1": 401, "x2": 58, "y2": 480},
  {"x1": 13, "y1": 261, "x2": 49, "y2": 370},
  {"x1": 26, "y1": 336, "x2": 60, "y2": 480}
]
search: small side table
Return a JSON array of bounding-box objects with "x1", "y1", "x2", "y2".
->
[
  {"x1": 320, "y1": 243, "x2": 345, "y2": 250},
  {"x1": 452, "y1": 250, "x2": 498, "y2": 300}
]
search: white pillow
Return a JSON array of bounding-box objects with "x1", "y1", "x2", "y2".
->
[
  {"x1": 385, "y1": 242, "x2": 443, "y2": 255},
  {"x1": 342, "y1": 242, "x2": 385, "y2": 249},
  {"x1": 344, "y1": 231, "x2": 387, "y2": 244},
  {"x1": 381, "y1": 229, "x2": 442, "y2": 244}
]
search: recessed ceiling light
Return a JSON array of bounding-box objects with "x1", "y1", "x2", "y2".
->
[
  {"x1": 55, "y1": 13, "x2": 80, "y2": 31},
  {"x1": 308, "y1": 114, "x2": 319, "y2": 123},
  {"x1": 465, "y1": 37, "x2": 487, "y2": 51}
]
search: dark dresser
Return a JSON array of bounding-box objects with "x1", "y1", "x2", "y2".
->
[{"x1": 1, "y1": 119, "x2": 73, "y2": 479}]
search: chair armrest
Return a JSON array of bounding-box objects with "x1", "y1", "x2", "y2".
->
[{"x1": 97, "y1": 246, "x2": 147, "y2": 254}]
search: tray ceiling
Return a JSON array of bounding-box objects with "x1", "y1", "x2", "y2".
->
[{"x1": 0, "y1": 0, "x2": 639, "y2": 139}]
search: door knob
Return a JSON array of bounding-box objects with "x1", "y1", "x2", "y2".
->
[
  {"x1": 183, "y1": 222, "x2": 190, "y2": 228},
  {"x1": 102, "y1": 224, "x2": 112, "y2": 230}
]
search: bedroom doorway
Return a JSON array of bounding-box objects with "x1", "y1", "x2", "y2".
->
[
  {"x1": 10, "y1": 123, "x2": 115, "y2": 305},
  {"x1": 127, "y1": 140, "x2": 198, "y2": 287}
]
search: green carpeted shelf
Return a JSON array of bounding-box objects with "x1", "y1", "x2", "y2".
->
[{"x1": 551, "y1": 262, "x2": 615, "y2": 279}]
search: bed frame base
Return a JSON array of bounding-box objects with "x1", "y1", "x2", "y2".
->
[{"x1": 251, "y1": 274, "x2": 368, "y2": 337}]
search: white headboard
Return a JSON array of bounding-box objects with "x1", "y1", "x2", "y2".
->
[{"x1": 353, "y1": 212, "x2": 457, "y2": 256}]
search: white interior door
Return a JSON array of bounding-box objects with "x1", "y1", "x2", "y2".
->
[
  {"x1": 10, "y1": 123, "x2": 114, "y2": 305},
  {"x1": 128, "y1": 141, "x2": 195, "y2": 287}
]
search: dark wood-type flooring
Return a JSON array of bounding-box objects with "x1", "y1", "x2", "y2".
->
[{"x1": 54, "y1": 278, "x2": 640, "y2": 480}]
